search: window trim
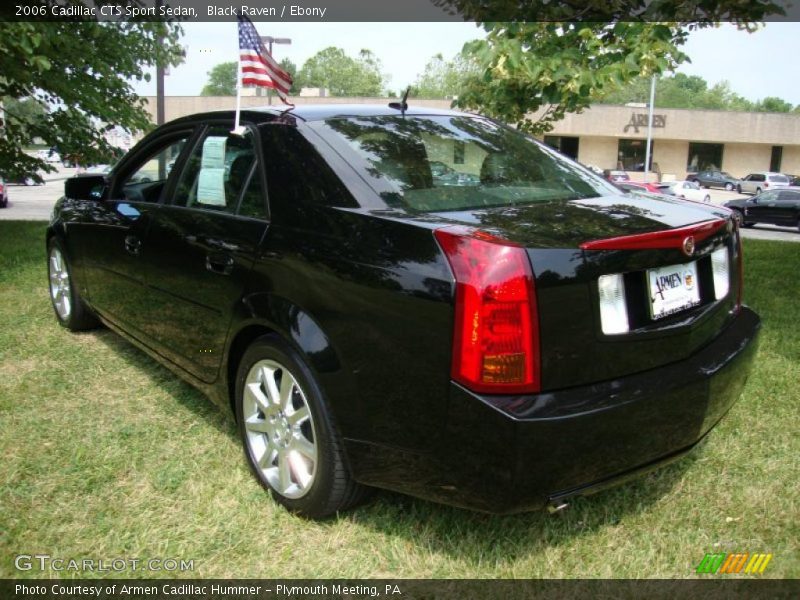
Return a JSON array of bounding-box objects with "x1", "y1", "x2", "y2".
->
[
  {"x1": 109, "y1": 126, "x2": 200, "y2": 203},
  {"x1": 165, "y1": 120, "x2": 270, "y2": 222}
]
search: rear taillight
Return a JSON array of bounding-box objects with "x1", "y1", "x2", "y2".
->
[
  {"x1": 434, "y1": 226, "x2": 540, "y2": 394},
  {"x1": 764, "y1": 182, "x2": 769, "y2": 188}
]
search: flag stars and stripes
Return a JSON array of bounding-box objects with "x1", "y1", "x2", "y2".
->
[{"x1": 237, "y1": 15, "x2": 292, "y2": 103}]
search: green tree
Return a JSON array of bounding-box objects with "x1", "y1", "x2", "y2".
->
[
  {"x1": 200, "y1": 62, "x2": 237, "y2": 96},
  {"x1": 0, "y1": 15, "x2": 183, "y2": 181},
  {"x1": 755, "y1": 96, "x2": 793, "y2": 112},
  {"x1": 413, "y1": 52, "x2": 480, "y2": 99},
  {"x1": 0, "y1": 96, "x2": 48, "y2": 145},
  {"x1": 295, "y1": 47, "x2": 386, "y2": 96},
  {"x1": 445, "y1": 1, "x2": 784, "y2": 134}
]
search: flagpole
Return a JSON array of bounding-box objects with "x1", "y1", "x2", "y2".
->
[{"x1": 233, "y1": 20, "x2": 244, "y2": 134}]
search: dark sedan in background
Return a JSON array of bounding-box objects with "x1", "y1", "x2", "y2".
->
[
  {"x1": 724, "y1": 188, "x2": 800, "y2": 232},
  {"x1": 690, "y1": 170, "x2": 741, "y2": 191},
  {"x1": 47, "y1": 105, "x2": 760, "y2": 518}
]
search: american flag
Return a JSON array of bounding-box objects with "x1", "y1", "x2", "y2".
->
[{"x1": 238, "y1": 15, "x2": 293, "y2": 103}]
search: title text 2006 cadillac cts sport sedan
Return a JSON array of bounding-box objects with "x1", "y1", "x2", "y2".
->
[{"x1": 47, "y1": 105, "x2": 760, "y2": 518}]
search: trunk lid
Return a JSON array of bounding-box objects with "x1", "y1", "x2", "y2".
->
[{"x1": 433, "y1": 194, "x2": 740, "y2": 391}]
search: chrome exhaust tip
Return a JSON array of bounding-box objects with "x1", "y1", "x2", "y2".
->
[{"x1": 547, "y1": 500, "x2": 569, "y2": 514}]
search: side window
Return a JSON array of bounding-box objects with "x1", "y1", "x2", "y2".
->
[
  {"x1": 116, "y1": 133, "x2": 192, "y2": 203},
  {"x1": 260, "y1": 125, "x2": 356, "y2": 223},
  {"x1": 758, "y1": 191, "x2": 778, "y2": 202},
  {"x1": 174, "y1": 126, "x2": 265, "y2": 218}
]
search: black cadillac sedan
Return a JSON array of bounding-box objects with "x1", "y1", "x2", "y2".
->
[
  {"x1": 47, "y1": 105, "x2": 760, "y2": 518},
  {"x1": 724, "y1": 188, "x2": 800, "y2": 232}
]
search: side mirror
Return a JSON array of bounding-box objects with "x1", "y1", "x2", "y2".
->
[{"x1": 65, "y1": 174, "x2": 107, "y2": 201}]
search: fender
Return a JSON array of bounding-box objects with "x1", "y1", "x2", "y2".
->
[{"x1": 222, "y1": 292, "x2": 358, "y2": 430}]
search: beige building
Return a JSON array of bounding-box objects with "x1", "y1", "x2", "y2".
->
[{"x1": 143, "y1": 97, "x2": 800, "y2": 179}]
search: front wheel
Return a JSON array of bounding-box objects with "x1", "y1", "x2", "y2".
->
[
  {"x1": 756, "y1": 187, "x2": 762, "y2": 195},
  {"x1": 235, "y1": 336, "x2": 369, "y2": 518},
  {"x1": 731, "y1": 209, "x2": 744, "y2": 228},
  {"x1": 48, "y1": 239, "x2": 99, "y2": 331},
  {"x1": 703, "y1": 195, "x2": 711, "y2": 203},
  {"x1": 737, "y1": 185, "x2": 742, "y2": 194}
]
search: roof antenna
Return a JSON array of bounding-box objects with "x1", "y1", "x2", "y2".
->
[{"x1": 389, "y1": 87, "x2": 410, "y2": 115}]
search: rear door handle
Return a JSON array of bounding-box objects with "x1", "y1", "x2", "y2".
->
[
  {"x1": 206, "y1": 253, "x2": 234, "y2": 275},
  {"x1": 124, "y1": 235, "x2": 142, "y2": 256}
]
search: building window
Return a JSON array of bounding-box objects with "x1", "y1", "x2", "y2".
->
[
  {"x1": 770, "y1": 146, "x2": 783, "y2": 172},
  {"x1": 543, "y1": 135, "x2": 580, "y2": 160},
  {"x1": 617, "y1": 139, "x2": 653, "y2": 171},
  {"x1": 687, "y1": 142, "x2": 723, "y2": 172}
]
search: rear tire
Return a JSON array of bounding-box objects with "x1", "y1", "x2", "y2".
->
[
  {"x1": 235, "y1": 335, "x2": 369, "y2": 518},
  {"x1": 737, "y1": 185, "x2": 742, "y2": 194},
  {"x1": 725, "y1": 183, "x2": 734, "y2": 191},
  {"x1": 731, "y1": 209, "x2": 744, "y2": 228},
  {"x1": 47, "y1": 239, "x2": 99, "y2": 331},
  {"x1": 756, "y1": 187, "x2": 762, "y2": 194}
]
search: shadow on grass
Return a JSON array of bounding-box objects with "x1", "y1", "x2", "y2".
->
[
  {"x1": 90, "y1": 327, "x2": 238, "y2": 442},
  {"x1": 343, "y1": 452, "x2": 700, "y2": 564},
  {"x1": 88, "y1": 322, "x2": 701, "y2": 565}
]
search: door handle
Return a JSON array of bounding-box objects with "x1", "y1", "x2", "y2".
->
[
  {"x1": 206, "y1": 253, "x2": 234, "y2": 275},
  {"x1": 124, "y1": 235, "x2": 142, "y2": 256}
]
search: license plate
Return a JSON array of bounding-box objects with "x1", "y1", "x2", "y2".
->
[{"x1": 648, "y1": 261, "x2": 701, "y2": 319}]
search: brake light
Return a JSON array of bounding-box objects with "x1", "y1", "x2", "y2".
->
[
  {"x1": 434, "y1": 226, "x2": 540, "y2": 394},
  {"x1": 580, "y1": 219, "x2": 726, "y2": 252},
  {"x1": 764, "y1": 182, "x2": 769, "y2": 188}
]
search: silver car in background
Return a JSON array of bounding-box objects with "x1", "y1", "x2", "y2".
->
[{"x1": 738, "y1": 172, "x2": 791, "y2": 194}]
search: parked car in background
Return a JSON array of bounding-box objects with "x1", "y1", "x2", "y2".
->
[
  {"x1": 737, "y1": 172, "x2": 790, "y2": 194},
  {"x1": 786, "y1": 174, "x2": 800, "y2": 187},
  {"x1": 724, "y1": 189, "x2": 800, "y2": 231},
  {"x1": 0, "y1": 177, "x2": 7, "y2": 208},
  {"x1": 691, "y1": 170, "x2": 740, "y2": 191},
  {"x1": 616, "y1": 181, "x2": 673, "y2": 195},
  {"x1": 603, "y1": 169, "x2": 630, "y2": 182},
  {"x1": 47, "y1": 105, "x2": 760, "y2": 518},
  {"x1": 666, "y1": 180, "x2": 711, "y2": 203}
]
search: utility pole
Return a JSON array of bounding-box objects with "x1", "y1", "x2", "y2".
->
[{"x1": 644, "y1": 75, "x2": 656, "y2": 183}]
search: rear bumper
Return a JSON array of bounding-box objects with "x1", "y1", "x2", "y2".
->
[
  {"x1": 440, "y1": 305, "x2": 761, "y2": 513},
  {"x1": 349, "y1": 306, "x2": 760, "y2": 513}
]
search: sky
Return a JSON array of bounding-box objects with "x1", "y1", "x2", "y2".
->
[{"x1": 134, "y1": 22, "x2": 800, "y2": 105}]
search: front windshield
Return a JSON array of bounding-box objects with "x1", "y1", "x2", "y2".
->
[{"x1": 321, "y1": 115, "x2": 618, "y2": 212}]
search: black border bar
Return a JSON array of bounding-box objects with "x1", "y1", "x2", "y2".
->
[{"x1": 2, "y1": 0, "x2": 799, "y2": 22}]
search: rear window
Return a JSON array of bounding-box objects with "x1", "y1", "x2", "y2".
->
[
  {"x1": 768, "y1": 174, "x2": 789, "y2": 183},
  {"x1": 320, "y1": 115, "x2": 617, "y2": 212}
]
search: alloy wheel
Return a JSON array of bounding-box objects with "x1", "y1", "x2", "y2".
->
[
  {"x1": 49, "y1": 247, "x2": 72, "y2": 320},
  {"x1": 242, "y1": 359, "x2": 318, "y2": 499}
]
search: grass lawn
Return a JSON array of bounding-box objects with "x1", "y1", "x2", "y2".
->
[{"x1": 0, "y1": 220, "x2": 797, "y2": 579}]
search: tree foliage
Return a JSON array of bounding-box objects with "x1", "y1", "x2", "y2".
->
[
  {"x1": 295, "y1": 47, "x2": 386, "y2": 97},
  {"x1": 413, "y1": 52, "x2": 481, "y2": 99},
  {"x1": 444, "y1": 1, "x2": 786, "y2": 133},
  {"x1": 0, "y1": 13, "x2": 183, "y2": 180},
  {"x1": 597, "y1": 73, "x2": 798, "y2": 112},
  {"x1": 200, "y1": 62, "x2": 237, "y2": 96}
]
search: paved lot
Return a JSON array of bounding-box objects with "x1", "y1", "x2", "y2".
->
[{"x1": 2, "y1": 170, "x2": 798, "y2": 242}]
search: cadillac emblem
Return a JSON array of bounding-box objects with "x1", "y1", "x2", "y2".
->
[{"x1": 682, "y1": 236, "x2": 695, "y2": 257}]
